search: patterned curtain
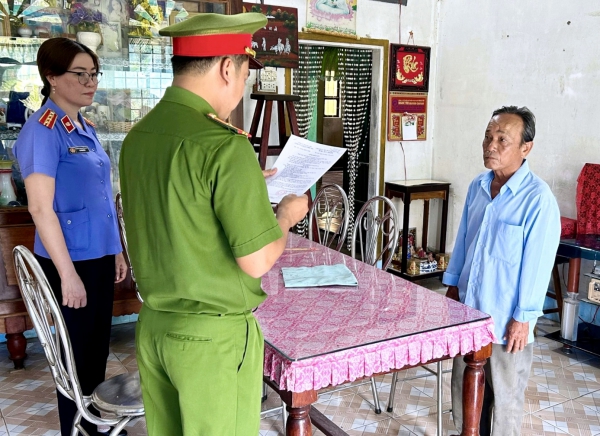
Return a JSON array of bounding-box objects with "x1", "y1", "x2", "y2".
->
[
  {"x1": 292, "y1": 45, "x2": 325, "y2": 236},
  {"x1": 338, "y1": 48, "x2": 372, "y2": 248},
  {"x1": 293, "y1": 45, "x2": 325, "y2": 140}
]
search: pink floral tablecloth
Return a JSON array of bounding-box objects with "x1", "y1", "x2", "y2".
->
[{"x1": 256, "y1": 235, "x2": 496, "y2": 393}]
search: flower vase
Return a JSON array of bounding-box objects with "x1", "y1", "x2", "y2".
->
[{"x1": 76, "y1": 31, "x2": 101, "y2": 53}]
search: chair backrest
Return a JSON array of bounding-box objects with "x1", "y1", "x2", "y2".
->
[
  {"x1": 576, "y1": 163, "x2": 600, "y2": 235},
  {"x1": 308, "y1": 184, "x2": 350, "y2": 252},
  {"x1": 12, "y1": 245, "x2": 101, "y2": 425},
  {"x1": 351, "y1": 196, "x2": 399, "y2": 270},
  {"x1": 116, "y1": 192, "x2": 142, "y2": 303}
]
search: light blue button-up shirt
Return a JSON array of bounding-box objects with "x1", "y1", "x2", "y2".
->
[
  {"x1": 14, "y1": 99, "x2": 122, "y2": 261},
  {"x1": 443, "y1": 160, "x2": 561, "y2": 344}
]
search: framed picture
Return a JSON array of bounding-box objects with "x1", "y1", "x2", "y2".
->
[
  {"x1": 99, "y1": 22, "x2": 122, "y2": 57},
  {"x1": 388, "y1": 92, "x2": 427, "y2": 141},
  {"x1": 305, "y1": 0, "x2": 357, "y2": 36},
  {"x1": 243, "y1": 3, "x2": 298, "y2": 69},
  {"x1": 389, "y1": 44, "x2": 431, "y2": 92}
]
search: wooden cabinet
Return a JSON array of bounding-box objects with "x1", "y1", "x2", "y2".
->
[{"x1": 0, "y1": 207, "x2": 141, "y2": 369}]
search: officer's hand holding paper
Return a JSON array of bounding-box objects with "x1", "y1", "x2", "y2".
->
[{"x1": 266, "y1": 135, "x2": 347, "y2": 203}]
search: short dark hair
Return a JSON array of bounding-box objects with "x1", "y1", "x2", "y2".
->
[
  {"x1": 491, "y1": 106, "x2": 536, "y2": 143},
  {"x1": 37, "y1": 38, "x2": 99, "y2": 105},
  {"x1": 171, "y1": 54, "x2": 247, "y2": 76}
]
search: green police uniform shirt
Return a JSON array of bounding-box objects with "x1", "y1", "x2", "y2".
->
[{"x1": 119, "y1": 86, "x2": 282, "y2": 314}]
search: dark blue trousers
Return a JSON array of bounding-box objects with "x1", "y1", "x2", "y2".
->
[{"x1": 36, "y1": 254, "x2": 115, "y2": 436}]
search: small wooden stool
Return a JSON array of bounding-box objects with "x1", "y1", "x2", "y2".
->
[{"x1": 248, "y1": 93, "x2": 300, "y2": 169}]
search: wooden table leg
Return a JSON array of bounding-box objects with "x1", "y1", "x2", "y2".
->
[
  {"x1": 287, "y1": 405, "x2": 312, "y2": 435},
  {"x1": 461, "y1": 343, "x2": 492, "y2": 436},
  {"x1": 263, "y1": 376, "x2": 318, "y2": 436},
  {"x1": 6, "y1": 316, "x2": 28, "y2": 369},
  {"x1": 567, "y1": 257, "x2": 581, "y2": 294},
  {"x1": 422, "y1": 199, "x2": 429, "y2": 250},
  {"x1": 6, "y1": 332, "x2": 27, "y2": 369}
]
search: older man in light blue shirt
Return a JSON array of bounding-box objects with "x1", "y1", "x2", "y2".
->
[{"x1": 443, "y1": 106, "x2": 560, "y2": 436}]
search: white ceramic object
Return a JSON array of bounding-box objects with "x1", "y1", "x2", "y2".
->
[
  {"x1": 0, "y1": 170, "x2": 16, "y2": 205},
  {"x1": 76, "y1": 31, "x2": 102, "y2": 53},
  {"x1": 17, "y1": 27, "x2": 32, "y2": 38}
]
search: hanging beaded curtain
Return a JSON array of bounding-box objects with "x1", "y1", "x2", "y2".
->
[
  {"x1": 292, "y1": 45, "x2": 325, "y2": 237},
  {"x1": 293, "y1": 45, "x2": 325, "y2": 139},
  {"x1": 338, "y1": 47, "x2": 373, "y2": 249}
]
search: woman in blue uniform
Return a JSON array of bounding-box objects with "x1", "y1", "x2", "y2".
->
[{"x1": 13, "y1": 38, "x2": 127, "y2": 436}]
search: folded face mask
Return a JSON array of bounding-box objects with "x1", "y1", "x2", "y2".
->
[{"x1": 280, "y1": 264, "x2": 358, "y2": 288}]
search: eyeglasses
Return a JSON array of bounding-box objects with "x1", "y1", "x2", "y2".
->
[{"x1": 65, "y1": 71, "x2": 103, "y2": 85}]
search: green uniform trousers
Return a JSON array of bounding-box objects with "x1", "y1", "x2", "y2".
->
[{"x1": 135, "y1": 305, "x2": 264, "y2": 436}]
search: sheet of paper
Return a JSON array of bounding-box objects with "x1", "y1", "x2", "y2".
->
[
  {"x1": 266, "y1": 135, "x2": 347, "y2": 203},
  {"x1": 401, "y1": 114, "x2": 417, "y2": 140}
]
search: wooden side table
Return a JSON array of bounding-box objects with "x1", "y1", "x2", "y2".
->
[{"x1": 384, "y1": 180, "x2": 451, "y2": 281}]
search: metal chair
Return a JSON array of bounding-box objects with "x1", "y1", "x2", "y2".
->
[
  {"x1": 351, "y1": 195, "x2": 399, "y2": 270},
  {"x1": 116, "y1": 192, "x2": 143, "y2": 304},
  {"x1": 347, "y1": 195, "x2": 447, "y2": 434},
  {"x1": 12, "y1": 245, "x2": 144, "y2": 436},
  {"x1": 308, "y1": 184, "x2": 350, "y2": 252},
  {"x1": 347, "y1": 196, "x2": 399, "y2": 414}
]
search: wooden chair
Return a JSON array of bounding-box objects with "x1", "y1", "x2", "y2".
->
[{"x1": 12, "y1": 245, "x2": 144, "y2": 436}]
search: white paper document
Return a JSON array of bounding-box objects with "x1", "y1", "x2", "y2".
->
[
  {"x1": 401, "y1": 114, "x2": 417, "y2": 140},
  {"x1": 266, "y1": 135, "x2": 347, "y2": 203}
]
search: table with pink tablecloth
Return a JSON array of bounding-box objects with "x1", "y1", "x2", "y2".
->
[{"x1": 256, "y1": 234, "x2": 495, "y2": 436}]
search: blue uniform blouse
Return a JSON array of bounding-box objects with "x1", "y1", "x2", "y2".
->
[
  {"x1": 442, "y1": 160, "x2": 561, "y2": 344},
  {"x1": 13, "y1": 99, "x2": 122, "y2": 261}
]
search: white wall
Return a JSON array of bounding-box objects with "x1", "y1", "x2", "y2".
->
[
  {"x1": 432, "y1": 1, "x2": 600, "y2": 251},
  {"x1": 243, "y1": 0, "x2": 440, "y2": 237}
]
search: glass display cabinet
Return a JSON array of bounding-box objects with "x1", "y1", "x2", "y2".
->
[{"x1": 0, "y1": 2, "x2": 176, "y2": 369}]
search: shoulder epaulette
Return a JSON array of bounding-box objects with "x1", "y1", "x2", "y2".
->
[
  {"x1": 83, "y1": 117, "x2": 95, "y2": 128},
  {"x1": 206, "y1": 113, "x2": 251, "y2": 138},
  {"x1": 38, "y1": 109, "x2": 57, "y2": 129}
]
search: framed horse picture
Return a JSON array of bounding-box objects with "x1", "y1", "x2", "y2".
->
[{"x1": 243, "y1": 3, "x2": 298, "y2": 69}]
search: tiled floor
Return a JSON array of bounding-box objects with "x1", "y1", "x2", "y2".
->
[{"x1": 0, "y1": 318, "x2": 598, "y2": 435}]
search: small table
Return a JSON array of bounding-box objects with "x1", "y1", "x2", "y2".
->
[
  {"x1": 257, "y1": 234, "x2": 494, "y2": 436},
  {"x1": 546, "y1": 235, "x2": 600, "y2": 355},
  {"x1": 384, "y1": 180, "x2": 451, "y2": 281}
]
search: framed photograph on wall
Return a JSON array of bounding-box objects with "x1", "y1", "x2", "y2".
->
[{"x1": 389, "y1": 44, "x2": 431, "y2": 92}]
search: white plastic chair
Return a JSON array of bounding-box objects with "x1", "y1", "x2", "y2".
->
[{"x1": 13, "y1": 245, "x2": 144, "y2": 436}]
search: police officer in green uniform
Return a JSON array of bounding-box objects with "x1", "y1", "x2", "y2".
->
[{"x1": 119, "y1": 12, "x2": 308, "y2": 436}]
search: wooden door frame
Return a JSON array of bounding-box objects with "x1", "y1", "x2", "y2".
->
[{"x1": 298, "y1": 32, "x2": 389, "y2": 199}]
